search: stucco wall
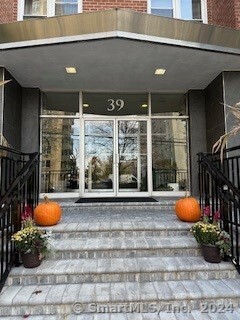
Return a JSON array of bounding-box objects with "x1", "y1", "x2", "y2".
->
[{"x1": 188, "y1": 90, "x2": 207, "y2": 196}]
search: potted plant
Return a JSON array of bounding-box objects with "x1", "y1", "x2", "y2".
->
[
  {"x1": 190, "y1": 206, "x2": 231, "y2": 263},
  {"x1": 11, "y1": 217, "x2": 50, "y2": 268}
]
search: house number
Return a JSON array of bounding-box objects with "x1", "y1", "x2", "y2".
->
[{"x1": 107, "y1": 99, "x2": 125, "y2": 112}]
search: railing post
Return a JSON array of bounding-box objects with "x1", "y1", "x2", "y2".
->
[
  {"x1": 220, "y1": 196, "x2": 230, "y2": 234},
  {"x1": 12, "y1": 198, "x2": 21, "y2": 266}
]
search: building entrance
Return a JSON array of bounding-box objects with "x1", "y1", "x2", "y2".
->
[
  {"x1": 40, "y1": 92, "x2": 189, "y2": 198},
  {"x1": 84, "y1": 119, "x2": 148, "y2": 196}
]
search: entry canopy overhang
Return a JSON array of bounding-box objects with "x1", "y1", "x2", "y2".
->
[{"x1": 0, "y1": 9, "x2": 240, "y2": 92}]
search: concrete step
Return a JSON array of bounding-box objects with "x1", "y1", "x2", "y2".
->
[
  {"x1": 46, "y1": 221, "x2": 193, "y2": 239},
  {"x1": 6, "y1": 256, "x2": 238, "y2": 286},
  {"x1": 1, "y1": 279, "x2": 240, "y2": 316},
  {"x1": 57, "y1": 206, "x2": 176, "y2": 225},
  {"x1": 59, "y1": 200, "x2": 177, "y2": 210},
  {"x1": 49, "y1": 236, "x2": 201, "y2": 259}
]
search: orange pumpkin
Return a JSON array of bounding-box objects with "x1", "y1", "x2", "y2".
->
[
  {"x1": 175, "y1": 197, "x2": 201, "y2": 222},
  {"x1": 34, "y1": 196, "x2": 62, "y2": 226}
]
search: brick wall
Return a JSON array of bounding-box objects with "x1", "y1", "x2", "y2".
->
[
  {"x1": 207, "y1": 0, "x2": 238, "y2": 29},
  {"x1": 0, "y1": 0, "x2": 240, "y2": 30},
  {"x1": 83, "y1": 0, "x2": 147, "y2": 13},
  {"x1": 0, "y1": 0, "x2": 18, "y2": 23},
  {"x1": 234, "y1": 0, "x2": 240, "y2": 29}
]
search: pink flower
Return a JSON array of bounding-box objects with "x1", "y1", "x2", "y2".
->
[
  {"x1": 203, "y1": 206, "x2": 211, "y2": 217},
  {"x1": 21, "y1": 205, "x2": 33, "y2": 221},
  {"x1": 213, "y1": 210, "x2": 221, "y2": 222}
]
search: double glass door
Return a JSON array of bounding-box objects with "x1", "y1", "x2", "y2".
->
[{"x1": 84, "y1": 119, "x2": 148, "y2": 196}]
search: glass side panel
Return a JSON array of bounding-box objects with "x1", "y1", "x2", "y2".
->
[
  {"x1": 152, "y1": 119, "x2": 188, "y2": 191},
  {"x1": 42, "y1": 92, "x2": 79, "y2": 116},
  {"x1": 83, "y1": 93, "x2": 148, "y2": 116},
  {"x1": 118, "y1": 121, "x2": 148, "y2": 192},
  {"x1": 41, "y1": 118, "x2": 80, "y2": 193},
  {"x1": 180, "y1": 0, "x2": 202, "y2": 20},
  {"x1": 151, "y1": 94, "x2": 186, "y2": 116},
  {"x1": 84, "y1": 121, "x2": 114, "y2": 192},
  {"x1": 24, "y1": 0, "x2": 47, "y2": 16}
]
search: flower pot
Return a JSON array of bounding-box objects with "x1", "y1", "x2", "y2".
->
[
  {"x1": 21, "y1": 252, "x2": 42, "y2": 268},
  {"x1": 201, "y1": 243, "x2": 221, "y2": 263}
]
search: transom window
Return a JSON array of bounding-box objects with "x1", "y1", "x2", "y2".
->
[
  {"x1": 149, "y1": 0, "x2": 207, "y2": 23},
  {"x1": 19, "y1": 0, "x2": 81, "y2": 20}
]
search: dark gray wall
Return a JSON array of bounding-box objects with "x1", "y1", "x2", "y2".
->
[
  {"x1": 205, "y1": 74, "x2": 225, "y2": 152},
  {"x1": 188, "y1": 90, "x2": 206, "y2": 196},
  {"x1": 21, "y1": 88, "x2": 40, "y2": 153},
  {"x1": 0, "y1": 68, "x2": 3, "y2": 138},
  {"x1": 223, "y1": 71, "x2": 240, "y2": 148},
  {"x1": 3, "y1": 69, "x2": 22, "y2": 150}
]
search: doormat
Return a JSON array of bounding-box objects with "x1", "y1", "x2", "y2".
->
[{"x1": 75, "y1": 197, "x2": 158, "y2": 203}]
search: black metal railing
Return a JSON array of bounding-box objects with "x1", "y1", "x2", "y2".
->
[
  {"x1": 198, "y1": 146, "x2": 240, "y2": 272},
  {"x1": 0, "y1": 145, "x2": 39, "y2": 291}
]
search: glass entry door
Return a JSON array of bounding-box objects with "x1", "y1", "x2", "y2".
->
[
  {"x1": 84, "y1": 119, "x2": 148, "y2": 196},
  {"x1": 118, "y1": 120, "x2": 148, "y2": 192},
  {"x1": 84, "y1": 120, "x2": 114, "y2": 193}
]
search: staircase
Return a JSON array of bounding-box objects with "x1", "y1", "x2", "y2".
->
[{"x1": 1, "y1": 201, "x2": 240, "y2": 319}]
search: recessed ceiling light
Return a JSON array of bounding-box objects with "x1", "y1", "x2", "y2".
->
[
  {"x1": 83, "y1": 103, "x2": 89, "y2": 107},
  {"x1": 65, "y1": 67, "x2": 77, "y2": 74},
  {"x1": 155, "y1": 68, "x2": 166, "y2": 75},
  {"x1": 141, "y1": 104, "x2": 148, "y2": 108}
]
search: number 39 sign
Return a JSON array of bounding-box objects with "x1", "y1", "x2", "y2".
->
[{"x1": 107, "y1": 99, "x2": 125, "y2": 112}]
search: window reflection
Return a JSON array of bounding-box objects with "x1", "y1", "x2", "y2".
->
[
  {"x1": 55, "y1": 0, "x2": 78, "y2": 16},
  {"x1": 151, "y1": 0, "x2": 174, "y2": 17},
  {"x1": 84, "y1": 121, "x2": 114, "y2": 191},
  {"x1": 83, "y1": 93, "x2": 148, "y2": 116},
  {"x1": 41, "y1": 118, "x2": 80, "y2": 193},
  {"x1": 180, "y1": 0, "x2": 202, "y2": 20},
  {"x1": 151, "y1": 94, "x2": 186, "y2": 116},
  {"x1": 24, "y1": 0, "x2": 47, "y2": 17},
  {"x1": 42, "y1": 92, "x2": 79, "y2": 116},
  {"x1": 152, "y1": 119, "x2": 188, "y2": 191},
  {"x1": 118, "y1": 121, "x2": 148, "y2": 191}
]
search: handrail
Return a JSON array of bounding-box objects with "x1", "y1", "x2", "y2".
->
[
  {"x1": 0, "y1": 152, "x2": 39, "y2": 217},
  {"x1": 203, "y1": 145, "x2": 240, "y2": 157},
  {"x1": 198, "y1": 149, "x2": 240, "y2": 272},
  {"x1": 198, "y1": 152, "x2": 240, "y2": 199},
  {"x1": 0, "y1": 145, "x2": 34, "y2": 156},
  {"x1": 0, "y1": 146, "x2": 40, "y2": 291}
]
